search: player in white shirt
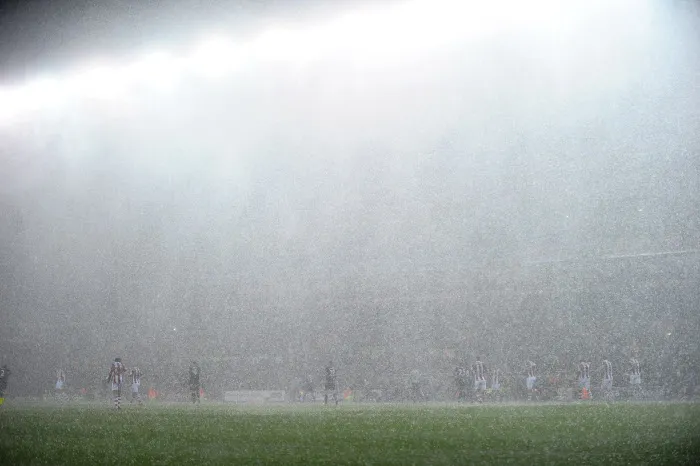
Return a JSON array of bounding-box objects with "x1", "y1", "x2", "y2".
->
[
  {"x1": 130, "y1": 367, "x2": 143, "y2": 405},
  {"x1": 490, "y1": 367, "x2": 502, "y2": 402},
  {"x1": 629, "y1": 358, "x2": 641, "y2": 386},
  {"x1": 472, "y1": 358, "x2": 487, "y2": 403},
  {"x1": 601, "y1": 360, "x2": 613, "y2": 391},
  {"x1": 579, "y1": 361, "x2": 592, "y2": 399},
  {"x1": 55, "y1": 369, "x2": 67, "y2": 401},
  {"x1": 526, "y1": 361, "x2": 538, "y2": 401}
]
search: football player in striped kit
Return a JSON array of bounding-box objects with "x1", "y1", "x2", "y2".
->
[
  {"x1": 107, "y1": 358, "x2": 126, "y2": 410},
  {"x1": 578, "y1": 361, "x2": 592, "y2": 399},
  {"x1": 601, "y1": 360, "x2": 613, "y2": 396},
  {"x1": 130, "y1": 367, "x2": 143, "y2": 405},
  {"x1": 472, "y1": 357, "x2": 487, "y2": 403},
  {"x1": 526, "y1": 361, "x2": 538, "y2": 401}
]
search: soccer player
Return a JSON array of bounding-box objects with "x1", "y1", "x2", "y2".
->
[
  {"x1": 410, "y1": 369, "x2": 423, "y2": 402},
  {"x1": 578, "y1": 361, "x2": 591, "y2": 399},
  {"x1": 472, "y1": 357, "x2": 487, "y2": 403},
  {"x1": 55, "y1": 369, "x2": 67, "y2": 401},
  {"x1": 107, "y1": 358, "x2": 126, "y2": 410},
  {"x1": 301, "y1": 374, "x2": 315, "y2": 402},
  {"x1": 682, "y1": 358, "x2": 697, "y2": 401},
  {"x1": 454, "y1": 364, "x2": 468, "y2": 402},
  {"x1": 324, "y1": 360, "x2": 338, "y2": 406},
  {"x1": 629, "y1": 358, "x2": 642, "y2": 391},
  {"x1": 189, "y1": 362, "x2": 201, "y2": 404},
  {"x1": 526, "y1": 361, "x2": 538, "y2": 401},
  {"x1": 601, "y1": 359, "x2": 613, "y2": 399},
  {"x1": 490, "y1": 367, "x2": 502, "y2": 402},
  {"x1": 0, "y1": 364, "x2": 10, "y2": 407},
  {"x1": 130, "y1": 367, "x2": 143, "y2": 405}
]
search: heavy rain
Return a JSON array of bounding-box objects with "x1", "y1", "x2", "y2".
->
[{"x1": 0, "y1": 0, "x2": 698, "y2": 463}]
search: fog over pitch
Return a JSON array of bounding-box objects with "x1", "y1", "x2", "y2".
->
[{"x1": 0, "y1": 0, "x2": 698, "y2": 397}]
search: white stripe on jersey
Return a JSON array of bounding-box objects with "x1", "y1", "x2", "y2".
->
[
  {"x1": 109, "y1": 362, "x2": 125, "y2": 385},
  {"x1": 579, "y1": 362, "x2": 591, "y2": 379},
  {"x1": 130, "y1": 368, "x2": 141, "y2": 385}
]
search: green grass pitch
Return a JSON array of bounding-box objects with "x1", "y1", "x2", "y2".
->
[{"x1": 1, "y1": 402, "x2": 699, "y2": 465}]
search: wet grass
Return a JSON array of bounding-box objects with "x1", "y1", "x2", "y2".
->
[{"x1": 1, "y1": 402, "x2": 699, "y2": 465}]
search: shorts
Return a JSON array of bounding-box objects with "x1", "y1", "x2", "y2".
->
[
  {"x1": 474, "y1": 380, "x2": 487, "y2": 391},
  {"x1": 55, "y1": 381, "x2": 64, "y2": 391},
  {"x1": 601, "y1": 378, "x2": 613, "y2": 391},
  {"x1": 491, "y1": 383, "x2": 501, "y2": 391},
  {"x1": 111, "y1": 383, "x2": 122, "y2": 392},
  {"x1": 526, "y1": 376, "x2": 537, "y2": 390},
  {"x1": 131, "y1": 383, "x2": 140, "y2": 393},
  {"x1": 630, "y1": 374, "x2": 641, "y2": 385}
]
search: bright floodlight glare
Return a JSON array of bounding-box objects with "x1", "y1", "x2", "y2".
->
[
  {"x1": 0, "y1": 0, "x2": 652, "y2": 122},
  {"x1": 0, "y1": 88, "x2": 22, "y2": 125},
  {"x1": 123, "y1": 51, "x2": 183, "y2": 92},
  {"x1": 23, "y1": 77, "x2": 66, "y2": 109},
  {"x1": 249, "y1": 26, "x2": 326, "y2": 64},
  {"x1": 66, "y1": 62, "x2": 128, "y2": 100},
  {"x1": 254, "y1": 0, "x2": 568, "y2": 64},
  {"x1": 0, "y1": 76, "x2": 66, "y2": 125},
  {"x1": 186, "y1": 36, "x2": 246, "y2": 79}
]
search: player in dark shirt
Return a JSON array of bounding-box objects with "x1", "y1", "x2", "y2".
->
[
  {"x1": 410, "y1": 369, "x2": 424, "y2": 402},
  {"x1": 454, "y1": 365, "x2": 467, "y2": 402},
  {"x1": 189, "y1": 362, "x2": 201, "y2": 404},
  {"x1": 301, "y1": 374, "x2": 315, "y2": 402},
  {"x1": 324, "y1": 361, "x2": 338, "y2": 405},
  {"x1": 629, "y1": 358, "x2": 642, "y2": 390}
]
